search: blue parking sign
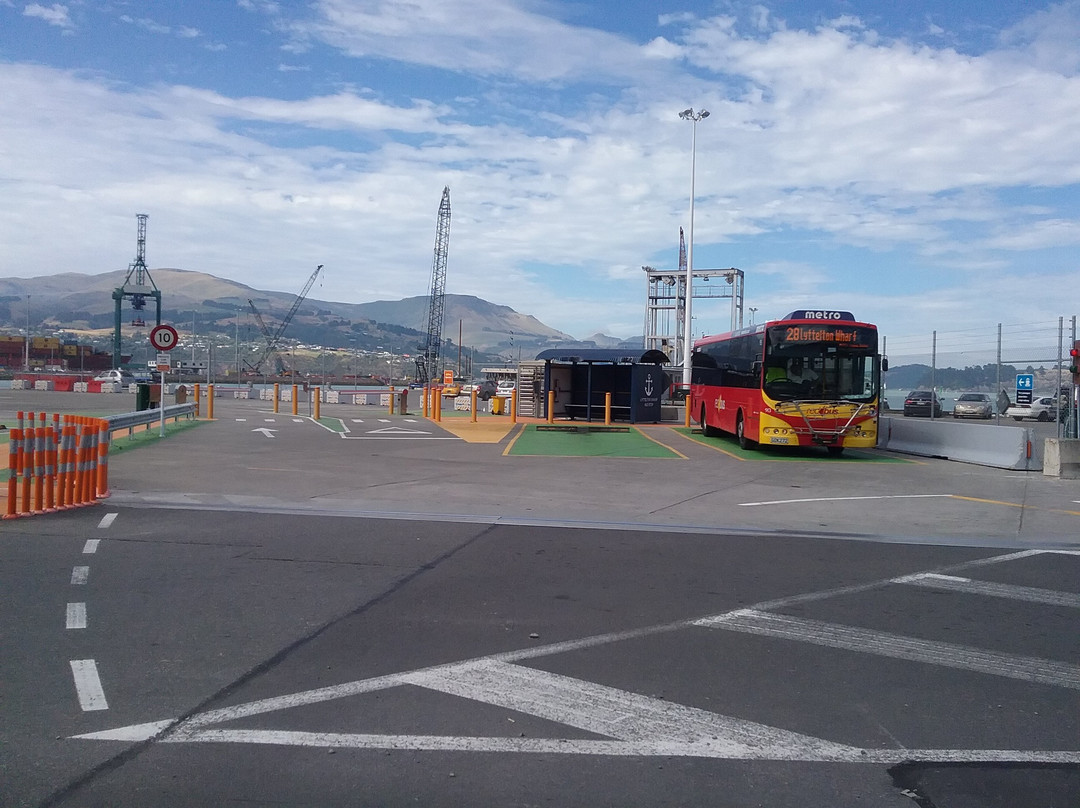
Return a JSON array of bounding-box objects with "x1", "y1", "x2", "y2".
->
[{"x1": 1016, "y1": 374, "x2": 1034, "y2": 390}]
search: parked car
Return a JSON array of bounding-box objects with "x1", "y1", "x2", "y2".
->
[
  {"x1": 952, "y1": 392, "x2": 993, "y2": 419},
  {"x1": 496, "y1": 381, "x2": 516, "y2": 397},
  {"x1": 462, "y1": 380, "x2": 497, "y2": 400},
  {"x1": 93, "y1": 369, "x2": 136, "y2": 385},
  {"x1": 903, "y1": 390, "x2": 943, "y2": 417},
  {"x1": 1005, "y1": 396, "x2": 1058, "y2": 422}
]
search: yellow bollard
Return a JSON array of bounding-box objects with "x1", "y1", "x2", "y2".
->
[
  {"x1": 193, "y1": 383, "x2": 201, "y2": 417},
  {"x1": 471, "y1": 390, "x2": 478, "y2": 423},
  {"x1": 422, "y1": 386, "x2": 430, "y2": 418},
  {"x1": 273, "y1": 383, "x2": 280, "y2": 413},
  {"x1": 605, "y1": 392, "x2": 612, "y2": 425},
  {"x1": 547, "y1": 390, "x2": 554, "y2": 424},
  {"x1": 314, "y1": 387, "x2": 321, "y2": 420},
  {"x1": 292, "y1": 385, "x2": 299, "y2": 416},
  {"x1": 684, "y1": 392, "x2": 692, "y2": 429},
  {"x1": 511, "y1": 389, "x2": 518, "y2": 423},
  {"x1": 434, "y1": 387, "x2": 442, "y2": 422},
  {"x1": 208, "y1": 385, "x2": 215, "y2": 420},
  {"x1": 389, "y1": 385, "x2": 395, "y2": 416}
]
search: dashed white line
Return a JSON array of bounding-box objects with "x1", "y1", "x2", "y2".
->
[
  {"x1": 66, "y1": 603, "x2": 87, "y2": 630},
  {"x1": 70, "y1": 566, "x2": 89, "y2": 585},
  {"x1": 70, "y1": 660, "x2": 108, "y2": 711},
  {"x1": 97, "y1": 513, "x2": 117, "y2": 529},
  {"x1": 82, "y1": 539, "x2": 100, "y2": 554}
]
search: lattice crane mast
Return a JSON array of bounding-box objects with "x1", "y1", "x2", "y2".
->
[
  {"x1": 246, "y1": 264, "x2": 323, "y2": 375},
  {"x1": 111, "y1": 213, "x2": 162, "y2": 368},
  {"x1": 416, "y1": 187, "x2": 451, "y2": 385}
]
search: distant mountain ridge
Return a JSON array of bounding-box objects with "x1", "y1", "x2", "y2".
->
[{"x1": 0, "y1": 268, "x2": 582, "y2": 355}]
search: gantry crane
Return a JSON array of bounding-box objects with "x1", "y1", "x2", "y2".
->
[
  {"x1": 111, "y1": 213, "x2": 162, "y2": 368},
  {"x1": 246, "y1": 264, "x2": 323, "y2": 375},
  {"x1": 415, "y1": 187, "x2": 451, "y2": 385}
]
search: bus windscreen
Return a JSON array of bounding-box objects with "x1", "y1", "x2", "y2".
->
[{"x1": 764, "y1": 324, "x2": 878, "y2": 402}]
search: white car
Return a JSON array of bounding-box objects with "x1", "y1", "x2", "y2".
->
[
  {"x1": 93, "y1": 369, "x2": 136, "y2": 385},
  {"x1": 1005, "y1": 396, "x2": 1058, "y2": 422},
  {"x1": 496, "y1": 381, "x2": 516, "y2": 397}
]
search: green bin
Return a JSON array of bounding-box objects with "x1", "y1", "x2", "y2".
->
[{"x1": 135, "y1": 383, "x2": 151, "y2": 411}]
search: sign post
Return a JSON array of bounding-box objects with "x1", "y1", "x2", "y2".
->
[{"x1": 150, "y1": 326, "x2": 179, "y2": 437}]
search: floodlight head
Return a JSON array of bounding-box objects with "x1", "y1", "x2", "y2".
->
[
  {"x1": 679, "y1": 109, "x2": 693, "y2": 119},
  {"x1": 700, "y1": 110, "x2": 710, "y2": 118}
]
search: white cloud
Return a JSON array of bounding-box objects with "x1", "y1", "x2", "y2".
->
[{"x1": 23, "y1": 2, "x2": 71, "y2": 29}]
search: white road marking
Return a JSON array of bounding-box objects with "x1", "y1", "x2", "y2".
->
[
  {"x1": 696, "y1": 610, "x2": 1080, "y2": 689},
  {"x1": 895, "y1": 573, "x2": 1080, "y2": 608},
  {"x1": 70, "y1": 566, "x2": 89, "y2": 585},
  {"x1": 739, "y1": 494, "x2": 953, "y2": 507},
  {"x1": 235, "y1": 418, "x2": 247, "y2": 422},
  {"x1": 97, "y1": 513, "x2": 117, "y2": 529},
  {"x1": 350, "y1": 419, "x2": 364, "y2": 423},
  {"x1": 82, "y1": 539, "x2": 100, "y2": 554},
  {"x1": 264, "y1": 418, "x2": 276, "y2": 422},
  {"x1": 70, "y1": 660, "x2": 108, "y2": 711},
  {"x1": 252, "y1": 428, "x2": 277, "y2": 438},
  {"x1": 293, "y1": 418, "x2": 304, "y2": 423},
  {"x1": 66, "y1": 603, "x2": 87, "y2": 629},
  {"x1": 377, "y1": 419, "x2": 391, "y2": 423}
]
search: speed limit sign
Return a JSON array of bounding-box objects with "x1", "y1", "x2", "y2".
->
[{"x1": 149, "y1": 324, "x2": 179, "y2": 351}]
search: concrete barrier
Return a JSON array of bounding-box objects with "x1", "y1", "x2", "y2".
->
[
  {"x1": 1043, "y1": 439, "x2": 1080, "y2": 479},
  {"x1": 879, "y1": 416, "x2": 1040, "y2": 470}
]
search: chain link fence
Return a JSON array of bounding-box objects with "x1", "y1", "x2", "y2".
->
[{"x1": 881, "y1": 315, "x2": 1079, "y2": 438}]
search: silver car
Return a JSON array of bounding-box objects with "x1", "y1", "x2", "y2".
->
[{"x1": 952, "y1": 392, "x2": 992, "y2": 419}]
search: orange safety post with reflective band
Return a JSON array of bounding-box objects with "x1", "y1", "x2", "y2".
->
[
  {"x1": 96, "y1": 420, "x2": 110, "y2": 499},
  {"x1": 33, "y1": 425, "x2": 46, "y2": 513},
  {"x1": 44, "y1": 425, "x2": 57, "y2": 512},
  {"x1": 58, "y1": 424, "x2": 75, "y2": 509},
  {"x1": 20, "y1": 415, "x2": 33, "y2": 515},
  {"x1": 4, "y1": 428, "x2": 20, "y2": 519}
]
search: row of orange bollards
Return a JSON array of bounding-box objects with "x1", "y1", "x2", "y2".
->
[{"x1": 4, "y1": 411, "x2": 110, "y2": 519}]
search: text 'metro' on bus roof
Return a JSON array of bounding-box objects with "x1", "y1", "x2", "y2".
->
[{"x1": 782, "y1": 310, "x2": 856, "y2": 322}]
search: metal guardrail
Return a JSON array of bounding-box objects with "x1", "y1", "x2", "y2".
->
[{"x1": 105, "y1": 403, "x2": 197, "y2": 435}]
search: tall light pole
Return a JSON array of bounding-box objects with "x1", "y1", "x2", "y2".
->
[
  {"x1": 749, "y1": 307, "x2": 757, "y2": 325},
  {"x1": 679, "y1": 107, "x2": 709, "y2": 390},
  {"x1": 24, "y1": 294, "x2": 30, "y2": 372}
]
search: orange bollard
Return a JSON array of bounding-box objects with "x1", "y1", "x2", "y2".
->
[
  {"x1": 313, "y1": 387, "x2": 321, "y2": 420},
  {"x1": 547, "y1": 390, "x2": 555, "y2": 424},
  {"x1": 684, "y1": 392, "x2": 693, "y2": 429},
  {"x1": 207, "y1": 385, "x2": 215, "y2": 420},
  {"x1": 471, "y1": 390, "x2": 478, "y2": 423},
  {"x1": 389, "y1": 385, "x2": 395, "y2": 416},
  {"x1": 605, "y1": 392, "x2": 612, "y2": 426},
  {"x1": 97, "y1": 421, "x2": 110, "y2": 499},
  {"x1": 273, "y1": 383, "x2": 280, "y2": 413},
  {"x1": 33, "y1": 426, "x2": 45, "y2": 513},
  {"x1": 4, "y1": 428, "x2": 20, "y2": 518},
  {"x1": 20, "y1": 420, "x2": 32, "y2": 515},
  {"x1": 511, "y1": 389, "x2": 518, "y2": 424},
  {"x1": 292, "y1": 385, "x2": 299, "y2": 416},
  {"x1": 44, "y1": 426, "x2": 56, "y2": 512},
  {"x1": 57, "y1": 425, "x2": 74, "y2": 509},
  {"x1": 194, "y1": 383, "x2": 201, "y2": 417}
]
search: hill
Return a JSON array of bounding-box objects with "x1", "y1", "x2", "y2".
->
[{"x1": 0, "y1": 268, "x2": 576, "y2": 356}]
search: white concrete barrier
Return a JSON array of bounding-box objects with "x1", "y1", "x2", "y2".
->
[
  {"x1": 1043, "y1": 439, "x2": 1080, "y2": 479},
  {"x1": 34, "y1": 380, "x2": 54, "y2": 391},
  {"x1": 879, "y1": 416, "x2": 1040, "y2": 470},
  {"x1": 74, "y1": 382, "x2": 89, "y2": 392}
]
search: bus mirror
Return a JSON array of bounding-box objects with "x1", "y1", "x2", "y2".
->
[{"x1": 880, "y1": 356, "x2": 889, "y2": 373}]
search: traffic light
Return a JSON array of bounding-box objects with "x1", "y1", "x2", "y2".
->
[{"x1": 1071, "y1": 341, "x2": 1080, "y2": 384}]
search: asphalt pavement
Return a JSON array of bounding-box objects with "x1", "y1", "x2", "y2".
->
[{"x1": 2, "y1": 391, "x2": 1078, "y2": 807}]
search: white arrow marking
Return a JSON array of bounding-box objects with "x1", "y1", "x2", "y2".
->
[
  {"x1": 366, "y1": 426, "x2": 431, "y2": 435},
  {"x1": 252, "y1": 428, "x2": 278, "y2": 438}
]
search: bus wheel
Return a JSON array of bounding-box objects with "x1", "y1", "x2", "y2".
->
[
  {"x1": 700, "y1": 405, "x2": 720, "y2": 437},
  {"x1": 827, "y1": 445, "x2": 845, "y2": 456},
  {"x1": 736, "y1": 413, "x2": 754, "y2": 450}
]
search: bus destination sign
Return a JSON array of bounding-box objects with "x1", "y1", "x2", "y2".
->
[{"x1": 773, "y1": 324, "x2": 875, "y2": 350}]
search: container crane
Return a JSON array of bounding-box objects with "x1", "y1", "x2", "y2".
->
[
  {"x1": 416, "y1": 187, "x2": 451, "y2": 385},
  {"x1": 111, "y1": 214, "x2": 162, "y2": 368}
]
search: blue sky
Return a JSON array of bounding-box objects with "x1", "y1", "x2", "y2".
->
[{"x1": 2, "y1": 0, "x2": 1079, "y2": 364}]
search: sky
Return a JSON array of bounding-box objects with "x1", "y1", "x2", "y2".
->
[{"x1": 2, "y1": 0, "x2": 1079, "y2": 365}]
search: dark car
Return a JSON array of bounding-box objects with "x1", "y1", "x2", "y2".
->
[{"x1": 903, "y1": 390, "x2": 943, "y2": 417}]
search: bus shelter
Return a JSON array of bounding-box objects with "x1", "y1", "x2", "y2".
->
[{"x1": 533, "y1": 349, "x2": 670, "y2": 423}]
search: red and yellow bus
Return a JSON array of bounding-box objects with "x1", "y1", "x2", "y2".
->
[{"x1": 691, "y1": 309, "x2": 884, "y2": 455}]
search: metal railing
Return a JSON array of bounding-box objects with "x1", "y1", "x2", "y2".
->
[{"x1": 105, "y1": 403, "x2": 197, "y2": 436}]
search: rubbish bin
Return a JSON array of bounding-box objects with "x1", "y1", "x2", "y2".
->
[
  {"x1": 491, "y1": 396, "x2": 505, "y2": 415},
  {"x1": 136, "y1": 383, "x2": 151, "y2": 411},
  {"x1": 398, "y1": 388, "x2": 408, "y2": 415}
]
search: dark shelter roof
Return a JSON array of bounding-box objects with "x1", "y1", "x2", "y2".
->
[{"x1": 534, "y1": 348, "x2": 670, "y2": 364}]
